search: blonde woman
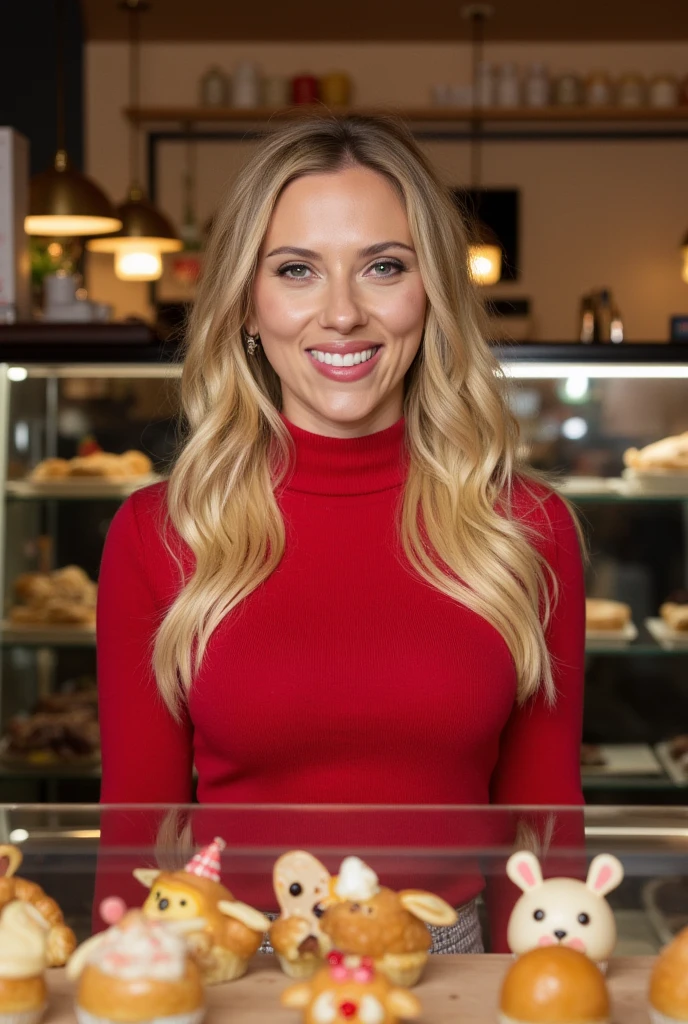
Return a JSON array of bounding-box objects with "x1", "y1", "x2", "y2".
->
[{"x1": 97, "y1": 115, "x2": 585, "y2": 952}]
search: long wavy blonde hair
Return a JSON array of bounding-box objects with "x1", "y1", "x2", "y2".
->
[{"x1": 154, "y1": 113, "x2": 579, "y2": 715}]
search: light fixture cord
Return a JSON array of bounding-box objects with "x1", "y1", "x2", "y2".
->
[
  {"x1": 469, "y1": 9, "x2": 484, "y2": 190},
  {"x1": 55, "y1": 0, "x2": 66, "y2": 155},
  {"x1": 128, "y1": 0, "x2": 142, "y2": 194}
]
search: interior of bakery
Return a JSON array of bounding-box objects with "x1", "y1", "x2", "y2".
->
[{"x1": 0, "y1": 2, "x2": 686, "y2": 1010}]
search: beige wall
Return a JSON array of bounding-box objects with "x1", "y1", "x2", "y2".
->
[{"x1": 85, "y1": 41, "x2": 688, "y2": 339}]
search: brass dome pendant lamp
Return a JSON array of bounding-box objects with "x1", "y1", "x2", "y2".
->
[
  {"x1": 25, "y1": 0, "x2": 122, "y2": 237},
  {"x1": 87, "y1": 0, "x2": 181, "y2": 281},
  {"x1": 463, "y1": 3, "x2": 502, "y2": 287}
]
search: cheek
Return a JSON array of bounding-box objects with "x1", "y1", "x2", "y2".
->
[
  {"x1": 370, "y1": 282, "x2": 426, "y2": 334},
  {"x1": 253, "y1": 276, "x2": 316, "y2": 335},
  {"x1": 537, "y1": 935, "x2": 556, "y2": 947},
  {"x1": 566, "y1": 937, "x2": 587, "y2": 952}
]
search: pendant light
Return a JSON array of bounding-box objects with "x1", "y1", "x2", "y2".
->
[
  {"x1": 463, "y1": 3, "x2": 502, "y2": 287},
  {"x1": 87, "y1": 0, "x2": 181, "y2": 281},
  {"x1": 25, "y1": 0, "x2": 121, "y2": 237}
]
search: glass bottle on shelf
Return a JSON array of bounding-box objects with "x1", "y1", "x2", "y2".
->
[
  {"x1": 474, "y1": 61, "x2": 495, "y2": 107},
  {"x1": 199, "y1": 67, "x2": 229, "y2": 107},
  {"x1": 554, "y1": 72, "x2": 583, "y2": 106},
  {"x1": 496, "y1": 63, "x2": 521, "y2": 107},
  {"x1": 524, "y1": 63, "x2": 550, "y2": 107}
]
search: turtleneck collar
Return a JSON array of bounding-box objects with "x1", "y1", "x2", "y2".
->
[{"x1": 277, "y1": 413, "x2": 409, "y2": 496}]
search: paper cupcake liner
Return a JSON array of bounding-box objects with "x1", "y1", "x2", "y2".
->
[
  {"x1": 376, "y1": 954, "x2": 427, "y2": 988},
  {"x1": 77, "y1": 1007, "x2": 204, "y2": 1024},
  {"x1": 0, "y1": 1005, "x2": 47, "y2": 1024},
  {"x1": 650, "y1": 1010, "x2": 687, "y2": 1024},
  {"x1": 276, "y1": 953, "x2": 322, "y2": 979}
]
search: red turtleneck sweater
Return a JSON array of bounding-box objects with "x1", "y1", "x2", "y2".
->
[{"x1": 96, "y1": 415, "x2": 584, "y2": 939}]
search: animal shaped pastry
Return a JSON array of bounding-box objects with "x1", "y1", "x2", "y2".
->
[
  {"x1": 499, "y1": 946, "x2": 610, "y2": 1024},
  {"x1": 133, "y1": 837, "x2": 270, "y2": 984},
  {"x1": 67, "y1": 901, "x2": 205, "y2": 1024},
  {"x1": 0, "y1": 901, "x2": 51, "y2": 1024},
  {"x1": 649, "y1": 925, "x2": 688, "y2": 1024},
  {"x1": 270, "y1": 851, "x2": 334, "y2": 978},
  {"x1": 319, "y1": 856, "x2": 457, "y2": 987},
  {"x1": 281, "y1": 951, "x2": 421, "y2": 1024},
  {"x1": 0, "y1": 845, "x2": 76, "y2": 967},
  {"x1": 506, "y1": 851, "x2": 624, "y2": 969}
]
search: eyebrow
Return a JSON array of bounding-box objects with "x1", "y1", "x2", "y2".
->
[{"x1": 264, "y1": 241, "x2": 416, "y2": 260}]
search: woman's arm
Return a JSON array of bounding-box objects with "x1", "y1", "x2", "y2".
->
[{"x1": 97, "y1": 487, "x2": 194, "y2": 803}]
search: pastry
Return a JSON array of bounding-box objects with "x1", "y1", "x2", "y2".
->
[
  {"x1": 499, "y1": 946, "x2": 610, "y2": 1024},
  {"x1": 9, "y1": 566, "x2": 97, "y2": 628},
  {"x1": 0, "y1": 901, "x2": 50, "y2": 1024},
  {"x1": 282, "y1": 951, "x2": 421, "y2": 1024},
  {"x1": 624, "y1": 432, "x2": 688, "y2": 472},
  {"x1": 580, "y1": 744, "x2": 607, "y2": 768},
  {"x1": 319, "y1": 856, "x2": 457, "y2": 987},
  {"x1": 270, "y1": 851, "x2": 334, "y2": 978},
  {"x1": 649, "y1": 925, "x2": 688, "y2": 1023},
  {"x1": 4, "y1": 710, "x2": 100, "y2": 765},
  {"x1": 585, "y1": 598, "x2": 631, "y2": 632},
  {"x1": 506, "y1": 851, "x2": 623, "y2": 968},
  {"x1": 29, "y1": 459, "x2": 69, "y2": 481},
  {"x1": 120, "y1": 450, "x2": 153, "y2": 476},
  {"x1": 134, "y1": 837, "x2": 270, "y2": 984},
  {"x1": 67, "y1": 908, "x2": 205, "y2": 1024},
  {"x1": 30, "y1": 449, "x2": 152, "y2": 482},
  {"x1": 0, "y1": 845, "x2": 76, "y2": 967},
  {"x1": 660, "y1": 603, "x2": 688, "y2": 633}
]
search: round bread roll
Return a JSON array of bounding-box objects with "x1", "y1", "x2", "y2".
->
[
  {"x1": 120, "y1": 450, "x2": 153, "y2": 477},
  {"x1": 650, "y1": 925, "x2": 688, "y2": 1022},
  {"x1": 14, "y1": 573, "x2": 52, "y2": 607},
  {"x1": 660, "y1": 602, "x2": 688, "y2": 634},
  {"x1": 623, "y1": 432, "x2": 688, "y2": 471},
  {"x1": 499, "y1": 946, "x2": 609, "y2": 1024},
  {"x1": 585, "y1": 598, "x2": 631, "y2": 632},
  {"x1": 69, "y1": 453, "x2": 124, "y2": 478},
  {"x1": 9, "y1": 605, "x2": 47, "y2": 625},
  {"x1": 50, "y1": 565, "x2": 91, "y2": 600},
  {"x1": 30, "y1": 458, "x2": 70, "y2": 480}
]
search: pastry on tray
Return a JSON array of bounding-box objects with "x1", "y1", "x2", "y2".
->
[
  {"x1": 0, "y1": 844, "x2": 76, "y2": 968},
  {"x1": 498, "y1": 946, "x2": 610, "y2": 1024},
  {"x1": 30, "y1": 446, "x2": 152, "y2": 482},
  {"x1": 8, "y1": 566, "x2": 96, "y2": 628},
  {"x1": 270, "y1": 850, "x2": 334, "y2": 978},
  {"x1": 0, "y1": 901, "x2": 50, "y2": 1024},
  {"x1": 281, "y1": 951, "x2": 421, "y2": 1024},
  {"x1": 660, "y1": 602, "x2": 688, "y2": 634},
  {"x1": 623, "y1": 432, "x2": 688, "y2": 472},
  {"x1": 649, "y1": 925, "x2": 688, "y2": 1024},
  {"x1": 580, "y1": 744, "x2": 607, "y2": 768},
  {"x1": 585, "y1": 598, "x2": 631, "y2": 632},
  {"x1": 133, "y1": 838, "x2": 270, "y2": 985},
  {"x1": 319, "y1": 856, "x2": 457, "y2": 988},
  {"x1": 67, "y1": 906, "x2": 205, "y2": 1024},
  {"x1": 3, "y1": 709, "x2": 100, "y2": 766}
]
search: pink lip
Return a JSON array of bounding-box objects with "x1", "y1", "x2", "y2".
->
[{"x1": 307, "y1": 346, "x2": 382, "y2": 382}]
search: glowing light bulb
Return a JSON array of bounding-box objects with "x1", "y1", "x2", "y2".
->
[
  {"x1": 114, "y1": 247, "x2": 163, "y2": 281},
  {"x1": 468, "y1": 244, "x2": 502, "y2": 286}
]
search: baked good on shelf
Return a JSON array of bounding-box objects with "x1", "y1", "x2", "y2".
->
[
  {"x1": 8, "y1": 565, "x2": 97, "y2": 628},
  {"x1": 649, "y1": 925, "x2": 688, "y2": 1023},
  {"x1": 0, "y1": 844, "x2": 76, "y2": 968},
  {"x1": 585, "y1": 598, "x2": 631, "y2": 632},
  {"x1": 281, "y1": 951, "x2": 421, "y2": 1024},
  {"x1": 319, "y1": 856, "x2": 457, "y2": 988},
  {"x1": 660, "y1": 602, "x2": 688, "y2": 633},
  {"x1": 4, "y1": 709, "x2": 100, "y2": 765},
  {"x1": 499, "y1": 946, "x2": 610, "y2": 1024},
  {"x1": 29, "y1": 458, "x2": 70, "y2": 481},
  {"x1": 133, "y1": 838, "x2": 270, "y2": 985},
  {"x1": 29, "y1": 448, "x2": 152, "y2": 481},
  {"x1": 0, "y1": 901, "x2": 50, "y2": 1024},
  {"x1": 270, "y1": 850, "x2": 333, "y2": 978},
  {"x1": 580, "y1": 744, "x2": 607, "y2": 768},
  {"x1": 623, "y1": 431, "x2": 688, "y2": 472},
  {"x1": 67, "y1": 909, "x2": 205, "y2": 1024}
]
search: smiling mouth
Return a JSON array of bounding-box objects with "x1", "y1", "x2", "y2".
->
[{"x1": 307, "y1": 346, "x2": 381, "y2": 367}]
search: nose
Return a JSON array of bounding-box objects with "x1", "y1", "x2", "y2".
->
[
  {"x1": 158, "y1": 898, "x2": 169, "y2": 911},
  {"x1": 339, "y1": 1002, "x2": 357, "y2": 1019},
  {"x1": 554, "y1": 930, "x2": 567, "y2": 941},
  {"x1": 318, "y1": 278, "x2": 366, "y2": 334}
]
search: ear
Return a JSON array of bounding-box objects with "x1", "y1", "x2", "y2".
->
[
  {"x1": 218, "y1": 900, "x2": 270, "y2": 933},
  {"x1": 399, "y1": 890, "x2": 458, "y2": 926},
  {"x1": 387, "y1": 989, "x2": 422, "y2": 1018},
  {"x1": 0, "y1": 844, "x2": 23, "y2": 879},
  {"x1": 506, "y1": 851, "x2": 544, "y2": 893},
  {"x1": 586, "y1": 854, "x2": 624, "y2": 898},
  {"x1": 133, "y1": 868, "x2": 161, "y2": 889},
  {"x1": 280, "y1": 983, "x2": 313, "y2": 1009},
  {"x1": 66, "y1": 934, "x2": 105, "y2": 981}
]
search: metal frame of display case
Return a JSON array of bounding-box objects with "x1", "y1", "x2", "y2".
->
[{"x1": 0, "y1": 328, "x2": 685, "y2": 798}]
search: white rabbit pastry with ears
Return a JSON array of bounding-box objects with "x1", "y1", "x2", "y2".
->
[{"x1": 506, "y1": 851, "x2": 624, "y2": 971}]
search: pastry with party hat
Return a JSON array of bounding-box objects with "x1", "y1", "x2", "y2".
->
[{"x1": 133, "y1": 837, "x2": 270, "y2": 984}]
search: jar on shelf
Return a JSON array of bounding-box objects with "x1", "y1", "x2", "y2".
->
[
  {"x1": 648, "y1": 74, "x2": 679, "y2": 108},
  {"x1": 496, "y1": 63, "x2": 521, "y2": 107},
  {"x1": 292, "y1": 74, "x2": 319, "y2": 104},
  {"x1": 232, "y1": 61, "x2": 261, "y2": 108},
  {"x1": 262, "y1": 75, "x2": 289, "y2": 108},
  {"x1": 585, "y1": 71, "x2": 614, "y2": 106},
  {"x1": 617, "y1": 73, "x2": 647, "y2": 108},
  {"x1": 474, "y1": 61, "x2": 495, "y2": 107},
  {"x1": 554, "y1": 72, "x2": 583, "y2": 106},
  {"x1": 524, "y1": 63, "x2": 550, "y2": 107},
  {"x1": 320, "y1": 72, "x2": 352, "y2": 106},
  {"x1": 199, "y1": 66, "x2": 229, "y2": 107}
]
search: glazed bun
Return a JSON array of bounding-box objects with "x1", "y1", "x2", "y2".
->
[
  {"x1": 650, "y1": 926, "x2": 688, "y2": 1021},
  {"x1": 500, "y1": 947, "x2": 609, "y2": 1023}
]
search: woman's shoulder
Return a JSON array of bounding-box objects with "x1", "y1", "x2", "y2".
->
[{"x1": 112, "y1": 479, "x2": 170, "y2": 544}]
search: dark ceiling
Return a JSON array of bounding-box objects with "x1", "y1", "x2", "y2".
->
[{"x1": 81, "y1": 0, "x2": 688, "y2": 43}]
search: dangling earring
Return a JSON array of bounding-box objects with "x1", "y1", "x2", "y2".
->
[{"x1": 245, "y1": 332, "x2": 260, "y2": 356}]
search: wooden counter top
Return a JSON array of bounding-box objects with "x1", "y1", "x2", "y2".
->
[{"x1": 47, "y1": 954, "x2": 655, "y2": 1023}]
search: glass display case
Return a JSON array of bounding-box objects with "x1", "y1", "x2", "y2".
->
[
  {"x1": 0, "y1": 802, "x2": 685, "y2": 1022},
  {"x1": 0, "y1": 334, "x2": 685, "y2": 803}
]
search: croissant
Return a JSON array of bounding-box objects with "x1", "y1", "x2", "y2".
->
[{"x1": 0, "y1": 844, "x2": 76, "y2": 966}]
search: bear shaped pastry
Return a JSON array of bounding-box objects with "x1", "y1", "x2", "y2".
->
[{"x1": 270, "y1": 851, "x2": 334, "y2": 978}]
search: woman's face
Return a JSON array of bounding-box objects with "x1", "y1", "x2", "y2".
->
[{"x1": 247, "y1": 165, "x2": 427, "y2": 437}]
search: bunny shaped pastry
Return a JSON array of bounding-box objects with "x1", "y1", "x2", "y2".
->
[{"x1": 506, "y1": 851, "x2": 624, "y2": 970}]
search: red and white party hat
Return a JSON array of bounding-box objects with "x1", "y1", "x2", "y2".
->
[{"x1": 184, "y1": 836, "x2": 226, "y2": 883}]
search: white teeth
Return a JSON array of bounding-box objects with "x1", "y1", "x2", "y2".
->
[
  {"x1": 353, "y1": 352, "x2": 362, "y2": 365},
  {"x1": 324, "y1": 353, "x2": 333, "y2": 364},
  {"x1": 342, "y1": 353, "x2": 355, "y2": 366},
  {"x1": 308, "y1": 347, "x2": 379, "y2": 366},
  {"x1": 331, "y1": 354, "x2": 344, "y2": 366}
]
